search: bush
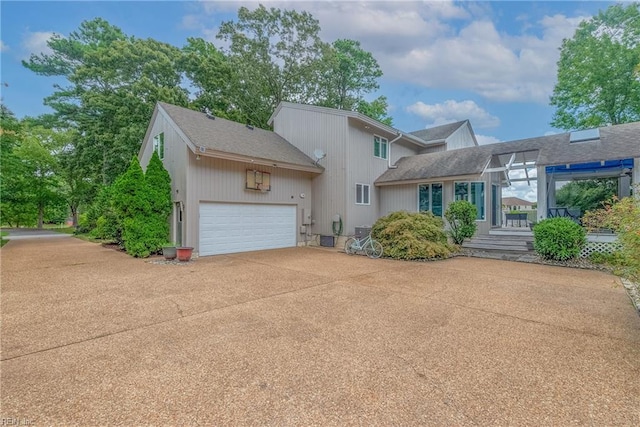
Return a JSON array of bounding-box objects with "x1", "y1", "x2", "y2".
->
[
  {"x1": 583, "y1": 191, "x2": 640, "y2": 281},
  {"x1": 371, "y1": 211, "x2": 453, "y2": 260},
  {"x1": 533, "y1": 217, "x2": 586, "y2": 261},
  {"x1": 444, "y1": 200, "x2": 477, "y2": 244}
]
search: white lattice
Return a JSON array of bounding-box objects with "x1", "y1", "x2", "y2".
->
[{"x1": 580, "y1": 241, "x2": 622, "y2": 258}]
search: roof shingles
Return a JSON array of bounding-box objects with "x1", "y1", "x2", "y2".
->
[
  {"x1": 377, "y1": 122, "x2": 640, "y2": 184},
  {"x1": 158, "y1": 102, "x2": 321, "y2": 170}
]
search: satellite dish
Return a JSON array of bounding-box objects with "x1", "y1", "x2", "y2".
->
[{"x1": 313, "y1": 149, "x2": 326, "y2": 161}]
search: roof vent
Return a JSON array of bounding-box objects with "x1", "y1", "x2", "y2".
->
[
  {"x1": 198, "y1": 146, "x2": 206, "y2": 153},
  {"x1": 202, "y1": 107, "x2": 215, "y2": 120},
  {"x1": 570, "y1": 128, "x2": 599, "y2": 143},
  {"x1": 246, "y1": 124, "x2": 254, "y2": 130}
]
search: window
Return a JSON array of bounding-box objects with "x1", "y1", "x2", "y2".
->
[
  {"x1": 153, "y1": 133, "x2": 165, "y2": 160},
  {"x1": 418, "y1": 183, "x2": 443, "y2": 216},
  {"x1": 356, "y1": 183, "x2": 370, "y2": 205},
  {"x1": 374, "y1": 136, "x2": 388, "y2": 160},
  {"x1": 454, "y1": 181, "x2": 485, "y2": 220}
]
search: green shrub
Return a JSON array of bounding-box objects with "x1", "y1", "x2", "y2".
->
[
  {"x1": 121, "y1": 216, "x2": 165, "y2": 258},
  {"x1": 145, "y1": 151, "x2": 172, "y2": 218},
  {"x1": 533, "y1": 217, "x2": 586, "y2": 261},
  {"x1": 444, "y1": 200, "x2": 477, "y2": 244},
  {"x1": 371, "y1": 211, "x2": 452, "y2": 260},
  {"x1": 583, "y1": 191, "x2": 640, "y2": 281}
]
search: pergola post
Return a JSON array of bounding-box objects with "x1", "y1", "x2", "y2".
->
[{"x1": 536, "y1": 166, "x2": 547, "y2": 221}]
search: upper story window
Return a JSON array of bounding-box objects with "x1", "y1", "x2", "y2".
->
[
  {"x1": 356, "y1": 183, "x2": 370, "y2": 205},
  {"x1": 374, "y1": 135, "x2": 388, "y2": 160},
  {"x1": 153, "y1": 133, "x2": 165, "y2": 160}
]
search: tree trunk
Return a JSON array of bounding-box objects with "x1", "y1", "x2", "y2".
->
[{"x1": 70, "y1": 204, "x2": 78, "y2": 227}]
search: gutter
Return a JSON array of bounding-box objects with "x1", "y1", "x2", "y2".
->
[{"x1": 388, "y1": 133, "x2": 403, "y2": 169}]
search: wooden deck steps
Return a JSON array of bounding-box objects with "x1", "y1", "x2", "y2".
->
[{"x1": 462, "y1": 232, "x2": 534, "y2": 253}]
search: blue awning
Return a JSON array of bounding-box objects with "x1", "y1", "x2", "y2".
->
[{"x1": 546, "y1": 158, "x2": 633, "y2": 175}]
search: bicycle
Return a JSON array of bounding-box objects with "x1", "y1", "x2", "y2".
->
[{"x1": 344, "y1": 234, "x2": 383, "y2": 259}]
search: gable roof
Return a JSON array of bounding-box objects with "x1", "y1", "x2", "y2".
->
[
  {"x1": 376, "y1": 121, "x2": 640, "y2": 185},
  {"x1": 268, "y1": 102, "x2": 429, "y2": 148},
  {"x1": 409, "y1": 120, "x2": 469, "y2": 143},
  {"x1": 156, "y1": 102, "x2": 322, "y2": 172},
  {"x1": 502, "y1": 197, "x2": 534, "y2": 207}
]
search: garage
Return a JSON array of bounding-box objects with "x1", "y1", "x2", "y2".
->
[{"x1": 199, "y1": 202, "x2": 297, "y2": 256}]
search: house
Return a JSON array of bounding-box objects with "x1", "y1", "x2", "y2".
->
[
  {"x1": 268, "y1": 103, "x2": 480, "y2": 240},
  {"x1": 502, "y1": 197, "x2": 534, "y2": 211},
  {"x1": 139, "y1": 102, "x2": 322, "y2": 256},
  {"x1": 140, "y1": 101, "x2": 640, "y2": 256}
]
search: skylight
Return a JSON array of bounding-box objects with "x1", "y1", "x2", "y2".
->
[{"x1": 569, "y1": 128, "x2": 600, "y2": 143}]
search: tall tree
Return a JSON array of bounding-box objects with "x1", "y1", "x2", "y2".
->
[
  {"x1": 217, "y1": 5, "x2": 329, "y2": 129},
  {"x1": 550, "y1": 3, "x2": 640, "y2": 130},
  {"x1": 13, "y1": 124, "x2": 65, "y2": 228},
  {"x1": 0, "y1": 106, "x2": 35, "y2": 227},
  {"x1": 179, "y1": 37, "x2": 243, "y2": 121},
  {"x1": 23, "y1": 18, "x2": 189, "y2": 185},
  {"x1": 322, "y1": 39, "x2": 383, "y2": 111}
]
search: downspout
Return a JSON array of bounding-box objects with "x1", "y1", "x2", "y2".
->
[{"x1": 388, "y1": 133, "x2": 403, "y2": 169}]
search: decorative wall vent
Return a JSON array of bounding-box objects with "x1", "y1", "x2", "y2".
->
[{"x1": 246, "y1": 169, "x2": 271, "y2": 192}]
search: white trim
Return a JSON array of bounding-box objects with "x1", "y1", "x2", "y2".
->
[
  {"x1": 374, "y1": 135, "x2": 388, "y2": 160},
  {"x1": 355, "y1": 183, "x2": 371, "y2": 205},
  {"x1": 416, "y1": 182, "x2": 444, "y2": 216}
]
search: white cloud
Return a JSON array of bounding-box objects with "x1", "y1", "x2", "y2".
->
[
  {"x1": 502, "y1": 167, "x2": 538, "y2": 202},
  {"x1": 22, "y1": 31, "x2": 55, "y2": 58},
  {"x1": 407, "y1": 100, "x2": 500, "y2": 129},
  {"x1": 388, "y1": 13, "x2": 587, "y2": 103},
  {"x1": 0, "y1": 40, "x2": 8, "y2": 52},
  {"x1": 189, "y1": 2, "x2": 588, "y2": 104},
  {"x1": 503, "y1": 182, "x2": 538, "y2": 203},
  {"x1": 476, "y1": 134, "x2": 501, "y2": 145}
]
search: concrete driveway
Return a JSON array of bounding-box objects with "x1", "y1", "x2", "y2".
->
[{"x1": 1, "y1": 238, "x2": 639, "y2": 425}]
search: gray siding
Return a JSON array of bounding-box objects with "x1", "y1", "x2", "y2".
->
[
  {"x1": 379, "y1": 184, "x2": 416, "y2": 215},
  {"x1": 273, "y1": 106, "x2": 348, "y2": 236},
  {"x1": 446, "y1": 124, "x2": 477, "y2": 150},
  {"x1": 185, "y1": 155, "x2": 313, "y2": 253},
  {"x1": 420, "y1": 144, "x2": 446, "y2": 154},
  {"x1": 346, "y1": 125, "x2": 400, "y2": 233}
]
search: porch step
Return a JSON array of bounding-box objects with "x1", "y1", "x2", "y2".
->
[{"x1": 462, "y1": 234, "x2": 534, "y2": 253}]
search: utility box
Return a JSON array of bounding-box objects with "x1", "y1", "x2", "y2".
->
[
  {"x1": 320, "y1": 235, "x2": 335, "y2": 247},
  {"x1": 302, "y1": 208, "x2": 312, "y2": 225},
  {"x1": 355, "y1": 226, "x2": 372, "y2": 239}
]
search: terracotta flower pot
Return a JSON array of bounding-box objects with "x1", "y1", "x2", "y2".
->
[{"x1": 176, "y1": 247, "x2": 194, "y2": 262}]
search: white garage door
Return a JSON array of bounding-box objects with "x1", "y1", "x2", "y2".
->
[{"x1": 199, "y1": 203, "x2": 296, "y2": 256}]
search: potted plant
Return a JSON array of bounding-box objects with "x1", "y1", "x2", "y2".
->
[
  {"x1": 162, "y1": 244, "x2": 177, "y2": 260},
  {"x1": 176, "y1": 247, "x2": 194, "y2": 262}
]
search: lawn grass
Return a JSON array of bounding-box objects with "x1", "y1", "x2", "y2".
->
[{"x1": 1, "y1": 231, "x2": 8, "y2": 248}]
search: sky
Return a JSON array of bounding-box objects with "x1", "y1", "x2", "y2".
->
[{"x1": 0, "y1": 0, "x2": 622, "y2": 200}]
